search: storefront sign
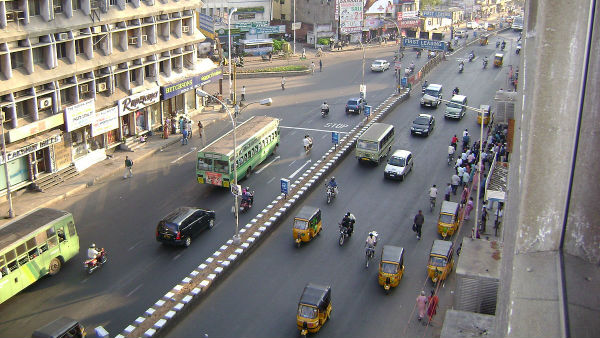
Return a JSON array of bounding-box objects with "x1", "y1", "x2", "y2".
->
[
  {"x1": 2, "y1": 133, "x2": 62, "y2": 164},
  {"x1": 196, "y1": 69, "x2": 223, "y2": 87},
  {"x1": 7, "y1": 113, "x2": 64, "y2": 143},
  {"x1": 118, "y1": 87, "x2": 160, "y2": 116},
  {"x1": 65, "y1": 99, "x2": 95, "y2": 132},
  {"x1": 91, "y1": 106, "x2": 119, "y2": 137},
  {"x1": 340, "y1": 0, "x2": 364, "y2": 34},
  {"x1": 420, "y1": 10, "x2": 453, "y2": 19},
  {"x1": 400, "y1": 19, "x2": 420, "y2": 28},
  {"x1": 162, "y1": 78, "x2": 195, "y2": 100}
]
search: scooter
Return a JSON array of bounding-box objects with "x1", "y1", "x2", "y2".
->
[
  {"x1": 321, "y1": 107, "x2": 329, "y2": 117},
  {"x1": 458, "y1": 63, "x2": 464, "y2": 73},
  {"x1": 483, "y1": 59, "x2": 488, "y2": 69},
  {"x1": 326, "y1": 185, "x2": 337, "y2": 204},
  {"x1": 84, "y1": 249, "x2": 107, "y2": 275}
]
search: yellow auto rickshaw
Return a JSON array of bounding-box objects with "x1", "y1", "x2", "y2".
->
[
  {"x1": 494, "y1": 53, "x2": 504, "y2": 67},
  {"x1": 378, "y1": 245, "x2": 405, "y2": 293},
  {"x1": 427, "y1": 240, "x2": 455, "y2": 284},
  {"x1": 297, "y1": 283, "x2": 332, "y2": 336},
  {"x1": 293, "y1": 206, "x2": 322, "y2": 247},
  {"x1": 437, "y1": 201, "x2": 461, "y2": 239},
  {"x1": 477, "y1": 105, "x2": 492, "y2": 125},
  {"x1": 487, "y1": 23, "x2": 496, "y2": 31},
  {"x1": 479, "y1": 35, "x2": 489, "y2": 46}
]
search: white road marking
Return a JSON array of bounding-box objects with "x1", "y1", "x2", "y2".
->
[
  {"x1": 127, "y1": 284, "x2": 144, "y2": 297},
  {"x1": 289, "y1": 160, "x2": 297, "y2": 167},
  {"x1": 255, "y1": 156, "x2": 280, "y2": 174},
  {"x1": 171, "y1": 148, "x2": 197, "y2": 164},
  {"x1": 128, "y1": 240, "x2": 143, "y2": 251},
  {"x1": 289, "y1": 160, "x2": 311, "y2": 178},
  {"x1": 267, "y1": 177, "x2": 276, "y2": 184},
  {"x1": 173, "y1": 253, "x2": 182, "y2": 260},
  {"x1": 280, "y1": 126, "x2": 349, "y2": 134}
]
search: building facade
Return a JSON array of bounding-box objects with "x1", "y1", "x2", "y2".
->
[{"x1": 0, "y1": 0, "x2": 221, "y2": 195}]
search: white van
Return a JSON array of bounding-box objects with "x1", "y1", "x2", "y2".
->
[{"x1": 444, "y1": 95, "x2": 468, "y2": 119}]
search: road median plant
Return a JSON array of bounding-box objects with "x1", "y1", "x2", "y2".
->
[{"x1": 238, "y1": 65, "x2": 308, "y2": 73}]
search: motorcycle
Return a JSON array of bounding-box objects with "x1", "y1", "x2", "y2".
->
[
  {"x1": 458, "y1": 63, "x2": 464, "y2": 73},
  {"x1": 321, "y1": 107, "x2": 329, "y2": 117},
  {"x1": 84, "y1": 248, "x2": 107, "y2": 275},
  {"x1": 365, "y1": 246, "x2": 375, "y2": 268},
  {"x1": 240, "y1": 192, "x2": 254, "y2": 213},
  {"x1": 496, "y1": 41, "x2": 501, "y2": 48},
  {"x1": 422, "y1": 83, "x2": 428, "y2": 94},
  {"x1": 326, "y1": 185, "x2": 337, "y2": 204},
  {"x1": 468, "y1": 52, "x2": 475, "y2": 62},
  {"x1": 501, "y1": 42, "x2": 506, "y2": 50},
  {"x1": 338, "y1": 224, "x2": 350, "y2": 246},
  {"x1": 303, "y1": 137, "x2": 313, "y2": 153},
  {"x1": 483, "y1": 59, "x2": 488, "y2": 69}
]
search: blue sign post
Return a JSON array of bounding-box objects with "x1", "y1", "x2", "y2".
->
[
  {"x1": 402, "y1": 38, "x2": 447, "y2": 52},
  {"x1": 401, "y1": 77, "x2": 408, "y2": 88},
  {"x1": 281, "y1": 178, "x2": 290, "y2": 198},
  {"x1": 332, "y1": 132, "x2": 339, "y2": 150},
  {"x1": 364, "y1": 105, "x2": 372, "y2": 117}
]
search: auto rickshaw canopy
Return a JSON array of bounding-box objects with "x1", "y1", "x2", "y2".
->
[
  {"x1": 382, "y1": 245, "x2": 404, "y2": 265},
  {"x1": 430, "y1": 240, "x2": 454, "y2": 258},
  {"x1": 480, "y1": 35, "x2": 489, "y2": 45},
  {"x1": 295, "y1": 206, "x2": 321, "y2": 222},
  {"x1": 299, "y1": 283, "x2": 331, "y2": 311},
  {"x1": 440, "y1": 201, "x2": 460, "y2": 216}
]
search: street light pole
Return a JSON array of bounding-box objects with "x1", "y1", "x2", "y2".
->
[
  {"x1": 196, "y1": 89, "x2": 272, "y2": 245},
  {"x1": 228, "y1": 7, "x2": 238, "y2": 102},
  {"x1": 0, "y1": 114, "x2": 14, "y2": 219},
  {"x1": 293, "y1": 0, "x2": 296, "y2": 55}
]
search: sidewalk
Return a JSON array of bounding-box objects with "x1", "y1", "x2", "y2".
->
[{"x1": 0, "y1": 109, "x2": 228, "y2": 227}]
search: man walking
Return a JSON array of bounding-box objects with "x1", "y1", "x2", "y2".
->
[
  {"x1": 281, "y1": 76, "x2": 286, "y2": 90},
  {"x1": 416, "y1": 291, "x2": 428, "y2": 322},
  {"x1": 181, "y1": 128, "x2": 188, "y2": 145},
  {"x1": 444, "y1": 183, "x2": 452, "y2": 201},
  {"x1": 414, "y1": 210, "x2": 424, "y2": 240},
  {"x1": 123, "y1": 156, "x2": 133, "y2": 179},
  {"x1": 319, "y1": 59, "x2": 323, "y2": 72},
  {"x1": 197, "y1": 120, "x2": 203, "y2": 138},
  {"x1": 241, "y1": 85, "x2": 246, "y2": 101},
  {"x1": 451, "y1": 173, "x2": 460, "y2": 195}
]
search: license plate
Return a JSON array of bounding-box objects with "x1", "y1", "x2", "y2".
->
[{"x1": 163, "y1": 234, "x2": 171, "y2": 239}]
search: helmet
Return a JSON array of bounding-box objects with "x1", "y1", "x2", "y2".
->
[
  {"x1": 246, "y1": 187, "x2": 250, "y2": 192},
  {"x1": 90, "y1": 243, "x2": 96, "y2": 248},
  {"x1": 346, "y1": 212, "x2": 351, "y2": 217},
  {"x1": 324, "y1": 101, "x2": 327, "y2": 104},
  {"x1": 433, "y1": 184, "x2": 437, "y2": 188},
  {"x1": 331, "y1": 177, "x2": 335, "y2": 181}
]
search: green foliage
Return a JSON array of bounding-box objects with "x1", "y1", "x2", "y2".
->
[
  {"x1": 272, "y1": 39, "x2": 284, "y2": 51},
  {"x1": 419, "y1": 0, "x2": 442, "y2": 9},
  {"x1": 317, "y1": 38, "x2": 330, "y2": 46}
]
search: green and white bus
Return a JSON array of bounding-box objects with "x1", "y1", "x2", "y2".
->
[
  {"x1": 355, "y1": 123, "x2": 395, "y2": 164},
  {"x1": 196, "y1": 116, "x2": 280, "y2": 187},
  {"x1": 0, "y1": 208, "x2": 80, "y2": 304}
]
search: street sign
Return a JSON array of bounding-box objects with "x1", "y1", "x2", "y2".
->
[
  {"x1": 248, "y1": 25, "x2": 286, "y2": 34},
  {"x1": 292, "y1": 22, "x2": 301, "y2": 30},
  {"x1": 231, "y1": 184, "x2": 242, "y2": 196},
  {"x1": 394, "y1": 61, "x2": 402, "y2": 70},
  {"x1": 280, "y1": 178, "x2": 290, "y2": 196},
  {"x1": 234, "y1": 21, "x2": 269, "y2": 29},
  {"x1": 402, "y1": 38, "x2": 447, "y2": 51},
  {"x1": 332, "y1": 132, "x2": 339, "y2": 144},
  {"x1": 401, "y1": 77, "x2": 408, "y2": 87},
  {"x1": 420, "y1": 10, "x2": 453, "y2": 19},
  {"x1": 364, "y1": 105, "x2": 372, "y2": 117}
]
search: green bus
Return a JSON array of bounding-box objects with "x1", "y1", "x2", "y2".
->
[
  {"x1": 0, "y1": 208, "x2": 80, "y2": 304},
  {"x1": 196, "y1": 116, "x2": 280, "y2": 187},
  {"x1": 355, "y1": 123, "x2": 395, "y2": 164}
]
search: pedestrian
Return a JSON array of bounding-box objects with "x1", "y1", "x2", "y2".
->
[
  {"x1": 455, "y1": 157, "x2": 463, "y2": 169},
  {"x1": 181, "y1": 128, "x2": 188, "y2": 145},
  {"x1": 413, "y1": 210, "x2": 424, "y2": 240},
  {"x1": 163, "y1": 118, "x2": 170, "y2": 139},
  {"x1": 123, "y1": 156, "x2": 133, "y2": 179},
  {"x1": 268, "y1": 51, "x2": 272, "y2": 61},
  {"x1": 480, "y1": 203, "x2": 488, "y2": 233},
  {"x1": 465, "y1": 197, "x2": 474, "y2": 220},
  {"x1": 310, "y1": 61, "x2": 315, "y2": 74},
  {"x1": 319, "y1": 59, "x2": 323, "y2": 72},
  {"x1": 451, "y1": 174, "x2": 460, "y2": 195},
  {"x1": 171, "y1": 117, "x2": 177, "y2": 134},
  {"x1": 462, "y1": 170, "x2": 470, "y2": 187},
  {"x1": 457, "y1": 166, "x2": 465, "y2": 183},
  {"x1": 241, "y1": 85, "x2": 246, "y2": 101},
  {"x1": 416, "y1": 291, "x2": 428, "y2": 322},
  {"x1": 461, "y1": 186, "x2": 469, "y2": 206},
  {"x1": 178, "y1": 116, "x2": 184, "y2": 134},
  {"x1": 186, "y1": 119, "x2": 192, "y2": 138},
  {"x1": 427, "y1": 290, "x2": 439, "y2": 322},
  {"x1": 197, "y1": 120, "x2": 203, "y2": 138},
  {"x1": 281, "y1": 76, "x2": 286, "y2": 90},
  {"x1": 445, "y1": 183, "x2": 452, "y2": 201}
]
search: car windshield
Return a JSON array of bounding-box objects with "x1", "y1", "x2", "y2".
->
[
  {"x1": 448, "y1": 101, "x2": 462, "y2": 108},
  {"x1": 373, "y1": 61, "x2": 383, "y2": 66},
  {"x1": 429, "y1": 256, "x2": 447, "y2": 267},
  {"x1": 294, "y1": 219, "x2": 308, "y2": 230},
  {"x1": 298, "y1": 305, "x2": 318, "y2": 319},
  {"x1": 381, "y1": 262, "x2": 398, "y2": 274},
  {"x1": 348, "y1": 100, "x2": 359, "y2": 106},
  {"x1": 357, "y1": 140, "x2": 378, "y2": 151},
  {"x1": 424, "y1": 89, "x2": 439, "y2": 97},
  {"x1": 414, "y1": 117, "x2": 429, "y2": 125},
  {"x1": 439, "y1": 213, "x2": 454, "y2": 224},
  {"x1": 388, "y1": 156, "x2": 406, "y2": 166}
]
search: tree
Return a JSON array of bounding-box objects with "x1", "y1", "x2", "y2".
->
[{"x1": 420, "y1": 0, "x2": 443, "y2": 10}]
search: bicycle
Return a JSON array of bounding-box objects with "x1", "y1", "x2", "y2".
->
[
  {"x1": 365, "y1": 246, "x2": 375, "y2": 268},
  {"x1": 429, "y1": 196, "x2": 436, "y2": 212}
]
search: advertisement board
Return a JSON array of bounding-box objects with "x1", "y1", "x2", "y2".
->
[
  {"x1": 64, "y1": 99, "x2": 95, "y2": 132},
  {"x1": 339, "y1": 0, "x2": 363, "y2": 34},
  {"x1": 91, "y1": 106, "x2": 119, "y2": 137}
]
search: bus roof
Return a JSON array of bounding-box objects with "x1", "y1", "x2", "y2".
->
[
  {"x1": 0, "y1": 208, "x2": 70, "y2": 252},
  {"x1": 199, "y1": 116, "x2": 279, "y2": 157},
  {"x1": 358, "y1": 123, "x2": 394, "y2": 142}
]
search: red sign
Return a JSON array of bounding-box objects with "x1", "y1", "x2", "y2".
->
[
  {"x1": 206, "y1": 172, "x2": 223, "y2": 186},
  {"x1": 400, "y1": 19, "x2": 420, "y2": 28}
]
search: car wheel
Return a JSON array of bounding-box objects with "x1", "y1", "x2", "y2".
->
[
  {"x1": 208, "y1": 218, "x2": 215, "y2": 229},
  {"x1": 184, "y1": 237, "x2": 192, "y2": 247}
]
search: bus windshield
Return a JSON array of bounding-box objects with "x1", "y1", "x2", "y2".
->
[{"x1": 357, "y1": 140, "x2": 378, "y2": 151}]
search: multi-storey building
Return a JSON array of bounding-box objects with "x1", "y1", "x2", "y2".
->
[{"x1": 0, "y1": 0, "x2": 221, "y2": 195}]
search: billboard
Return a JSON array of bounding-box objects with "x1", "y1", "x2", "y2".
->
[
  {"x1": 339, "y1": 0, "x2": 363, "y2": 34},
  {"x1": 402, "y1": 37, "x2": 447, "y2": 51}
]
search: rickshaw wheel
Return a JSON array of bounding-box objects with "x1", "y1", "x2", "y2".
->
[
  {"x1": 384, "y1": 288, "x2": 390, "y2": 295},
  {"x1": 296, "y1": 241, "x2": 301, "y2": 248}
]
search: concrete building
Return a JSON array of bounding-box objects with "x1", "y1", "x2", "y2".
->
[{"x1": 0, "y1": 0, "x2": 220, "y2": 195}]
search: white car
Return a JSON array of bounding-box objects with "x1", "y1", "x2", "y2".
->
[
  {"x1": 384, "y1": 149, "x2": 413, "y2": 181},
  {"x1": 466, "y1": 21, "x2": 479, "y2": 30},
  {"x1": 371, "y1": 60, "x2": 390, "y2": 72}
]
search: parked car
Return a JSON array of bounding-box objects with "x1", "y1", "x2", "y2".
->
[
  {"x1": 371, "y1": 59, "x2": 390, "y2": 72},
  {"x1": 454, "y1": 29, "x2": 467, "y2": 38},
  {"x1": 346, "y1": 97, "x2": 365, "y2": 114},
  {"x1": 156, "y1": 207, "x2": 216, "y2": 247},
  {"x1": 410, "y1": 113, "x2": 435, "y2": 136},
  {"x1": 466, "y1": 21, "x2": 479, "y2": 29},
  {"x1": 384, "y1": 149, "x2": 413, "y2": 181}
]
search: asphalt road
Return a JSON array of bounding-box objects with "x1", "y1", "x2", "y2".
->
[
  {"x1": 164, "y1": 30, "x2": 522, "y2": 338},
  {"x1": 0, "y1": 43, "x2": 432, "y2": 336}
]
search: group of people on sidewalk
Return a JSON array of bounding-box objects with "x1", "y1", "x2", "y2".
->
[{"x1": 162, "y1": 115, "x2": 203, "y2": 145}]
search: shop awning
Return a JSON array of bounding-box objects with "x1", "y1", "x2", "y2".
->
[{"x1": 2, "y1": 129, "x2": 62, "y2": 164}]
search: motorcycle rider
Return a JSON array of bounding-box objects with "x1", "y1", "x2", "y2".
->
[
  {"x1": 321, "y1": 101, "x2": 329, "y2": 116},
  {"x1": 483, "y1": 56, "x2": 489, "y2": 68},
  {"x1": 453, "y1": 86, "x2": 460, "y2": 95},
  {"x1": 469, "y1": 50, "x2": 475, "y2": 61},
  {"x1": 365, "y1": 231, "x2": 378, "y2": 254},
  {"x1": 463, "y1": 128, "x2": 469, "y2": 138},
  {"x1": 409, "y1": 62, "x2": 415, "y2": 72},
  {"x1": 241, "y1": 187, "x2": 253, "y2": 207},
  {"x1": 458, "y1": 61, "x2": 464, "y2": 72},
  {"x1": 501, "y1": 40, "x2": 506, "y2": 50},
  {"x1": 422, "y1": 80, "x2": 429, "y2": 93},
  {"x1": 327, "y1": 177, "x2": 338, "y2": 196},
  {"x1": 303, "y1": 135, "x2": 313, "y2": 151},
  {"x1": 87, "y1": 243, "x2": 101, "y2": 260},
  {"x1": 451, "y1": 135, "x2": 458, "y2": 149},
  {"x1": 341, "y1": 212, "x2": 356, "y2": 236}
]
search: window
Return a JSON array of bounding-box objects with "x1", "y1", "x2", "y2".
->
[
  {"x1": 71, "y1": 0, "x2": 80, "y2": 11},
  {"x1": 109, "y1": 0, "x2": 116, "y2": 5},
  {"x1": 60, "y1": 89, "x2": 74, "y2": 105},
  {"x1": 281, "y1": 14, "x2": 286, "y2": 20},
  {"x1": 32, "y1": 47, "x2": 44, "y2": 65},
  {"x1": 129, "y1": 70, "x2": 137, "y2": 83},
  {"x1": 54, "y1": 0, "x2": 63, "y2": 13},
  {"x1": 75, "y1": 39, "x2": 85, "y2": 55},
  {"x1": 57, "y1": 227, "x2": 66, "y2": 242},
  {"x1": 28, "y1": 0, "x2": 41, "y2": 16},
  {"x1": 10, "y1": 51, "x2": 24, "y2": 69},
  {"x1": 56, "y1": 42, "x2": 67, "y2": 59},
  {"x1": 144, "y1": 65, "x2": 154, "y2": 78},
  {"x1": 67, "y1": 221, "x2": 76, "y2": 237}
]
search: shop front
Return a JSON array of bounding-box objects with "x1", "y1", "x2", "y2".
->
[
  {"x1": 118, "y1": 87, "x2": 160, "y2": 139},
  {"x1": 92, "y1": 106, "x2": 120, "y2": 150},
  {"x1": 64, "y1": 99, "x2": 96, "y2": 160}
]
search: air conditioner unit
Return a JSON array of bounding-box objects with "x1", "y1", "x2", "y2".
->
[
  {"x1": 57, "y1": 32, "x2": 69, "y2": 40},
  {"x1": 97, "y1": 82, "x2": 107, "y2": 92},
  {"x1": 54, "y1": 5, "x2": 62, "y2": 12},
  {"x1": 129, "y1": 37, "x2": 138, "y2": 45},
  {"x1": 38, "y1": 97, "x2": 53, "y2": 109},
  {"x1": 6, "y1": 12, "x2": 15, "y2": 22},
  {"x1": 91, "y1": 26, "x2": 101, "y2": 34},
  {"x1": 80, "y1": 84, "x2": 89, "y2": 93},
  {"x1": 141, "y1": 35, "x2": 148, "y2": 42},
  {"x1": 182, "y1": 26, "x2": 190, "y2": 33}
]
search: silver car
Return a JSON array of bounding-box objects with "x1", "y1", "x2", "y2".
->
[{"x1": 371, "y1": 60, "x2": 390, "y2": 72}]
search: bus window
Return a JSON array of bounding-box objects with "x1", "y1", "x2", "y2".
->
[
  {"x1": 8, "y1": 258, "x2": 18, "y2": 272},
  {"x1": 48, "y1": 235, "x2": 58, "y2": 249},
  {"x1": 27, "y1": 238, "x2": 39, "y2": 260},
  {"x1": 36, "y1": 231, "x2": 48, "y2": 253},
  {"x1": 67, "y1": 221, "x2": 76, "y2": 237},
  {"x1": 47, "y1": 227, "x2": 56, "y2": 238},
  {"x1": 16, "y1": 243, "x2": 27, "y2": 256},
  {"x1": 57, "y1": 227, "x2": 66, "y2": 243}
]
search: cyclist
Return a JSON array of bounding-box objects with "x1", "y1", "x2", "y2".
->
[{"x1": 429, "y1": 185, "x2": 438, "y2": 210}]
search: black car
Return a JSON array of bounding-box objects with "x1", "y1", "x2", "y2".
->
[
  {"x1": 410, "y1": 113, "x2": 435, "y2": 136},
  {"x1": 156, "y1": 207, "x2": 216, "y2": 247}
]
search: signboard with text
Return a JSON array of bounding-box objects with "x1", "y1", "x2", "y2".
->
[
  {"x1": 91, "y1": 106, "x2": 119, "y2": 137},
  {"x1": 420, "y1": 10, "x2": 453, "y2": 19},
  {"x1": 118, "y1": 87, "x2": 160, "y2": 116},
  {"x1": 402, "y1": 37, "x2": 447, "y2": 51},
  {"x1": 64, "y1": 99, "x2": 95, "y2": 132},
  {"x1": 339, "y1": 0, "x2": 363, "y2": 34}
]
